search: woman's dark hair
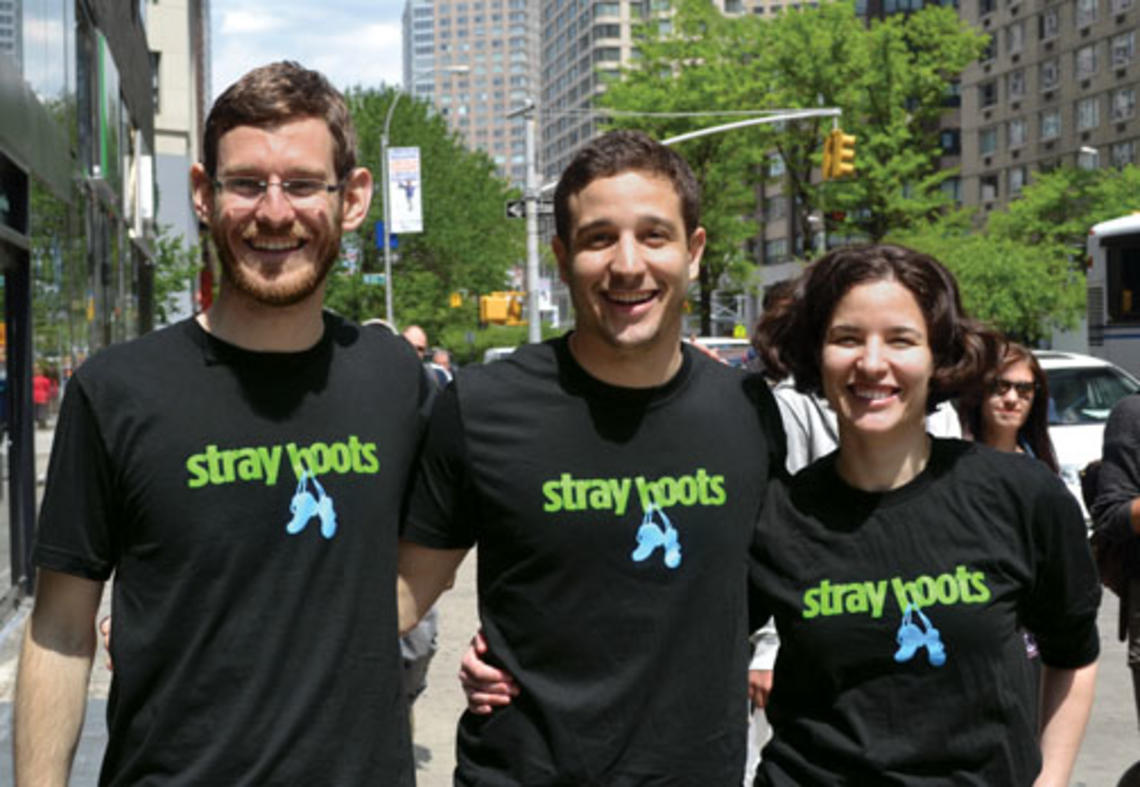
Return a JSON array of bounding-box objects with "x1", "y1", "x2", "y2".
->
[
  {"x1": 755, "y1": 244, "x2": 1002, "y2": 412},
  {"x1": 959, "y1": 342, "x2": 1060, "y2": 473},
  {"x1": 752, "y1": 276, "x2": 801, "y2": 381}
]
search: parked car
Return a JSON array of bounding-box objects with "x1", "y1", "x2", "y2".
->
[
  {"x1": 483, "y1": 346, "x2": 517, "y2": 364},
  {"x1": 691, "y1": 336, "x2": 752, "y2": 368},
  {"x1": 1035, "y1": 350, "x2": 1140, "y2": 519}
]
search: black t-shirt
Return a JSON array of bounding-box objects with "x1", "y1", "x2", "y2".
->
[
  {"x1": 34, "y1": 313, "x2": 429, "y2": 786},
  {"x1": 750, "y1": 439, "x2": 1101, "y2": 786},
  {"x1": 404, "y1": 335, "x2": 785, "y2": 786}
]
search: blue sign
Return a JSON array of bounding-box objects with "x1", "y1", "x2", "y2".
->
[{"x1": 374, "y1": 220, "x2": 399, "y2": 250}]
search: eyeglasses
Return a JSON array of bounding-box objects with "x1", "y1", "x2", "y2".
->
[
  {"x1": 212, "y1": 177, "x2": 343, "y2": 204},
  {"x1": 989, "y1": 378, "x2": 1037, "y2": 399}
]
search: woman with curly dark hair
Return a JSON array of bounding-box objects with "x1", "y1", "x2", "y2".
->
[
  {"x1": 960, "y1": 341, "x2": 1060, "y2": 474},
  {"x1": 748, "y1": 243, "x2": 1099, "y2": 786}
]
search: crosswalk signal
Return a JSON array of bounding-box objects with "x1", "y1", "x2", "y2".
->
[{"x1": 823, "y1": 128, "x2": 856, "y2": 180}]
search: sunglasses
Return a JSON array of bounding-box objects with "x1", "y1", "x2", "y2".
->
[{"x1": 989, "y1": 378, "x2": 1037, "y2": 399}]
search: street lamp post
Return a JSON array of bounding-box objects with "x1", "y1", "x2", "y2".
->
[
  {"x1": 379, "y1": 68, "x2": 468, "y2": 328},
  {"x1": 380, "y1": 93, "x2": 402, "y2": 326}
]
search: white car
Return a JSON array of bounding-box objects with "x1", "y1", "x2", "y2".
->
[
  {"x1": 1035, "y1": 350, "x2": 1140, "y2": 519},
  {"x1": 482, "y1": 346, "x2": 517, "y2": 364}
]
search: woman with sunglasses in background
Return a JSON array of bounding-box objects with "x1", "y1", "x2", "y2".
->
[{"x1": 960, "y1": 342, "x2": 1059, "y2": 474}]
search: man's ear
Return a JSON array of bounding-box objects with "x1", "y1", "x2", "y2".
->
[
  {"x1": 189, "y1": 163, "x2": 214, "y2": 224},
  {"x1": 553, "y1": 235, "x2": 571, "y2": 284},
  {"x1": 339, "y1": 167, "x2": 374, "y2": 232},
  {"x1": 686, "y1": 226, "x2": 706, "y2": 284}
]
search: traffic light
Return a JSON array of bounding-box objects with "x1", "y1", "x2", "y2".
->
[
  {"x1": 479, "y1": 291, "x2": 527, "y2": 325},
  {"x1": 479, "y1": 293, "x2": 510, "y2": 323},
  {"x1": 506, "y1": 292, "x2": 525, "y2": 326},
  {"x1": 449, "y1": 292, "x2": 463, "y2": 309},
  {"x1": 821, "y1": 131, "x2": 836, "y2": 180},
  {"x1": 822, "y1": 128, "x2": 856, "y2": 180}
]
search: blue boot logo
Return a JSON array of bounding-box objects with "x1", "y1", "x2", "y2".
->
[
  {"x1": 631, "y1": 503, "x2": 681, "y2": 569},
  {"x1": 893, "y1": 603, "x2": 947, "y2": 667},
  {"x1": 286, "y1": 471, "x2": 338, "y2": 540}
]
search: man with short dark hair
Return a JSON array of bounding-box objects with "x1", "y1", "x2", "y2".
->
[
  {"x1": 396, "y1": 129, "x2": 785, "y2": 783},
  {"x1": 14, "y1": 62, "x2": 426, "y2": 785}
]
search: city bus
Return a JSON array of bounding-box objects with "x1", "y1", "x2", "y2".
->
[{"x1": 1087, "y1": 212, "x2": 1140, "y2": 375}]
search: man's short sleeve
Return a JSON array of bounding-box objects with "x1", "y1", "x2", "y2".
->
[
  {"x1": 1020, "y1": 473, "x2": 1101, "y2": 668},
  {"x1": 402, "y1": 382, "x2": 478, "y2": 549},
  {"x1": 33, "y1": 377, "x2": 119, "y2": 581}
]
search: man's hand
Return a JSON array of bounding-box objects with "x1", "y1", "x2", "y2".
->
[
  {"x1": 459, "y1": 630, "x2": 518, "y2": 714},
  {"x1": 98, "y1": 616, "x2": 112, "y2": 671},
  {"x1": 748, "y1": 669, "x2": 773, "y2": 710}
]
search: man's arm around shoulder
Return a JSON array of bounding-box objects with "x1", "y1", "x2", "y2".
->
[
  {"x1": 397, "y1": 540, "x2": 467, "y2": 635},
  {"x1": 14, "y1": 569, "x2": 104, "y2": 787}
]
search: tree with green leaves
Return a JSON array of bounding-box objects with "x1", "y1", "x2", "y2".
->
[
  {"x1": 324, "y1": 87, "x2": 524, "y2": 343},
  {"x1": 890, "y1": 217, "x2": 1084, "y2": 343},
  {"x1": 151, "y1": 224, "x2": 200, "y2": 326}
]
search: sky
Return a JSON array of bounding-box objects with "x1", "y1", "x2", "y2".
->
[{"x1": 210, "y1": 1, "x2": 406, "y2": 99}]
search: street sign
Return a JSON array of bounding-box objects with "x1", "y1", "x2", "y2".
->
[
  {"x1": 374, "y1": 220, "x2": 399, "y2": 250},
  {"x1": 506, "y1": 199, "x2": 555, "y2": 218},
  {"x1": 363, "y1": 273, "x2": 387, "y2": 285}
]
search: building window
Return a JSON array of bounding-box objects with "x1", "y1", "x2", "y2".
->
[
  {"x1": 725, "y1": 0, "x2": 743, "y2": 11},
  {"x1": 1076, "y1": 45, "x2": 1098, "y2": 80},
  {"x1": 764, "y1": 238, "x2": 788, "y2": 263},
  {"x1": 1040, "y1": 7, "x2": 1059, "y2": 40},
  {"x1": 1009, "y1": 166, "x2": 1028, "y2": 195},
  {"x1": 1112, "y1": 0, "x2": 1133, "y2": 13},
  {"x1": 149, "y1": 51, "x2": 161, "y2": 114},
  {"x1": 979, "y1": 80, "x2": 998, "y2": 107},
  {"x1": 980, "y1": 175, "x2": 999, "y2": 202},
  {"x1": 1078, "y1": 96, "x2": 1101, "y2": 130},
  {"x1": 980, "y1": 0, "x2": 996, "y2": 14},
  {"x1": 1113, "y1": 32, "x2": 1135, "y2": 67},
  {"x1": 769, "y1": 153, "x2": 786, "y2": 177},
  {"x1": 980, "y1": 37, "x2": 996, "y2": 62},
  {"x1": 1007, "y1": 21, "x2": 1025, "y2": 55},
  {"x1": 1112, "y1": 140, "x2": 1136, "y2": 166},
  {"x1": 1040, "y1": 59, "x2": 1060, "y2": 90},
  {"x1": 1008, "y1": 117, "x2": 1028, "y2": 147},
  {"x1": 1113, "y1": 86, "x2": 1136, "y2": 119},
  {"x1": 1076, "y1": 0, "x2": 1098, "y2": 27},
  {"x1": 1008, "y1": 69, "x2": 1026, "y2": 100},
  {"x1": 765, "y1": 196, "x2": 786, "y2": 221},
  {"x1": 940, "y1": 176, "x2": 961, "y2": 202},
  {"x1": 979, "y1": 126, "x2": 998, "y2": 155},
  {"x1": 1041, "y1": 109, "x2": 1062, "y2": 139},
  {"x1": 940, "y1": 129, "x2": 961, "y2": 154}
]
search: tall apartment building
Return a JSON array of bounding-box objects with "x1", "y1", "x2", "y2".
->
[
  {"x1": 146, "y1": 0, "x2": 210, "y2": 323},
  {"x1": 0, "y1": 0, "x2": 18, "y2": 62},
  {"x1": 403, "y1": 0, "x2": 542, "y2": 185},
  {"x1": 959, "y1": 0, "x2": 1140, "y2": 212}
]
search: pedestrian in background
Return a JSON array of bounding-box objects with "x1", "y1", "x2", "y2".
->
[
  {"x1": 1091, "y1": 389, "x2": 1140, "y2": 739},
  {"x1": 959, "y1": 340, "x2": 1059, "y2": 473}
]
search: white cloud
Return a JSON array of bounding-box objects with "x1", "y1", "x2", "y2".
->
[
  {"x1": 218, "y1": 10, "x2": 286, "y2": 35},
  {"x1": 211, "y1": 2, "x2": 405, "y2": 98}
]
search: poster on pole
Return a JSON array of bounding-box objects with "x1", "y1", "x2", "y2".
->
[{"x1": 387, "y1": 146, "x2": 423, "y2": 234}]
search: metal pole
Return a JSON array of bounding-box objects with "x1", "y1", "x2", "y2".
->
[
  {"x1": 382, "y1": 92, "x2": 402, "y2": 327},
  {"x1": 524, "y1": 103, "x2": 541, "y2": 344}
]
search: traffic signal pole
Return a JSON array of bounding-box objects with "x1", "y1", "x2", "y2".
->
[{"x1": 524, "y1": 103, "x2": 541, "y2": 344}]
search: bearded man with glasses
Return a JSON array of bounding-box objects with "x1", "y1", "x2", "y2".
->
[{"x1": 14, "y1": 62, "x2": 428, "y2": 786}]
